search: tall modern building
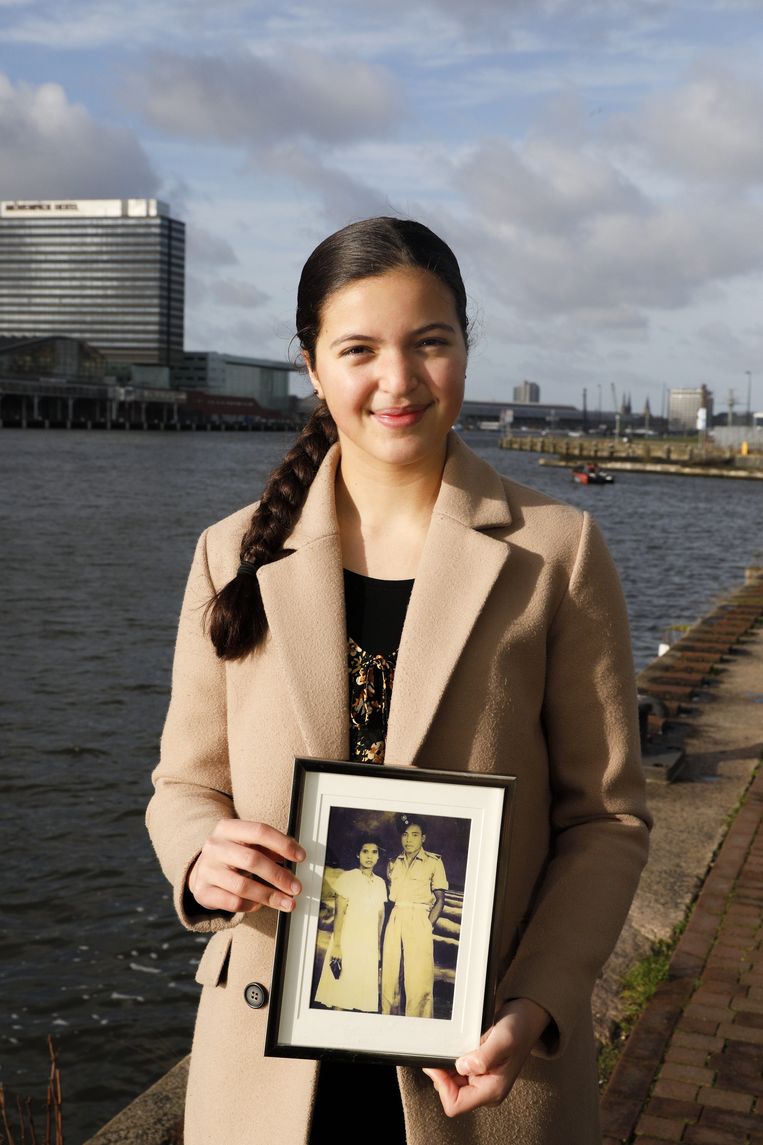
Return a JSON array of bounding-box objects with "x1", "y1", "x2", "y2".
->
[
  {"x1": 0, "y1": 199, "x2": 185, "y2": 366},
  {"x1": 513, "y1": 380, "x2": 540, "y2": 403}
]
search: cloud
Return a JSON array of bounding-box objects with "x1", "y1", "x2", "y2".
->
[
  {"x1": 694, "y1": 319, "x2": 763, "y2": 383},
  {"x1": 260, "y1": 146, "x2": 394, "y2": 229},
  {"x1": 212, "y1": 279, "x2": 270, "y2": 309},
  {"x1": 186, "y1": 224, "x2": 238, "y2": 268},
  {"x1": 125, "y1": 49, "x2": 403, "y2": 147},
  {"x1": 0, "y1": 0, "x2": 568, "y2": 50},
  {"x1": 188, "y1": 264, "x2": 269, "y2": 320},
  {"x1": 0, "y1": 73, "x2": 158, "y2": 198},
  {"x1": 185, "y1": 310, "x2": 290, "y2": 360},
  {"x1": 618, "y1": 61, "x2": 763, "y2": 185},
  {"x1": 458, "y1": 176, "x2": 763, "y2": 325},
  {"x1": 0, "y1": 0, "x2": 255, "y2": 48},
  {"x1": 443, "y1": 63, "x2": 763, "y2": 332},
  {"x1": 456, "y1": 134, "x2": 647, "y2": 238}
]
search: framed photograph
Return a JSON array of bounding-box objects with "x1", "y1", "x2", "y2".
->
[{"x1": 265, "y1": 757, "x2": 516, "y2": 1067}]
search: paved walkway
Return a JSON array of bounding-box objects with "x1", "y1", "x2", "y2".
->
[{"x1": 601, "y1": 767, "x2": 763, "y2": 1144}]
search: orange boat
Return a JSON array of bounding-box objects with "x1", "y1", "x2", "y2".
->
[{"x1": 571, "y1": 463, "x2": 615, "y2": 485}]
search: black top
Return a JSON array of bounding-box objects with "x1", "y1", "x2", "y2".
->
[
  {"x1": 343, "y1": 569, "x2": 414, "y2": 656},
  {"x1": 344, "y1": 570, "x2": 414, "y2": 766},
  {"x1": 308, "y1": 572, "x2": 414, "y2": 1143}
]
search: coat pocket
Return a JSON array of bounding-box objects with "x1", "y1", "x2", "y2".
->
[{"x1": 195, "y1": 929, "x2": 234, "y2": 986}]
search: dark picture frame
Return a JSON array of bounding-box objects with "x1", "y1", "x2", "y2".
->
[{"x1": 265, "y1": 758, "x2": 516, "y2": 1067}]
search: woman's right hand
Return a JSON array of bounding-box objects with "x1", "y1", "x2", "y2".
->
[{"x1": 187, "y1": 820, "x2": 305, "y2": 914}]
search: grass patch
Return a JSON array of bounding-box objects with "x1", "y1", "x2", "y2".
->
[
  {"x1": 619, "y1": 942, "x2": 672, "y2": 1022},
  {"x1": 597, "y1": 930, "x2": 681, "y2": 1090}
]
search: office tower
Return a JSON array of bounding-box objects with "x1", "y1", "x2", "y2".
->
[{"x1": 0, "y1": 199, "x2": 185, "y2": 366}]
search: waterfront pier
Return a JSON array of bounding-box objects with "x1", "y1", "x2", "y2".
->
[{"x1": 0, "y1": 378, "x2": 299, "y2": 432}]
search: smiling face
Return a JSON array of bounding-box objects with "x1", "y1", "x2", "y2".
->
[
  {"x1": 305, "y1": 267, "x2": 467, "y2": 478},
  {"x1": 401, "y1": 825, "x2": 425, "y2": 856},
  {"x1": 357, "y1": 843, "x2": 380, "y2": 870}
]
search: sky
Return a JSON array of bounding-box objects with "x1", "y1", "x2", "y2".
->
[{"x1": 1, "y1": 0, "x2": 762, "y2": 413}]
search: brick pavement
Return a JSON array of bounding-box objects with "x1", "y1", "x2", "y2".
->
[{"x1": 601, "y1": 769, "x2": 763, "y2": 1144}]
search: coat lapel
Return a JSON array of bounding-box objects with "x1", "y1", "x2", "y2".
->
[
  {"x1": 256, "y1": 445, "x2": 349, "y2": 759},
  {"x1": 257, "y1": 433, "x2": 512, "y2": 768},
  {"x1": 385, "y1": 434, "x2": 512, "y2": 768}
]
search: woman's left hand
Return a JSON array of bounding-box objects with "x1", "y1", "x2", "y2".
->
[{"x1": 422, "y1": 998, "x2": 551, "y2": 1118}]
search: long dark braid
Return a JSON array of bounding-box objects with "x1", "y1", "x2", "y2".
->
[
  {"x1": 208, "y1": 403, "x2": 337, "y2": 659},
  {"x1": 207, "y1": 216, "x2": 468, "y2": 661}
]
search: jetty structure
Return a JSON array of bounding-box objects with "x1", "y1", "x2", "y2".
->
[
  {"x1": 500, "y1": 433, "x2": 763, "y2": 479},
  {"x1": 81, "y1": 569, "x2": 763, "y2": 1145}
]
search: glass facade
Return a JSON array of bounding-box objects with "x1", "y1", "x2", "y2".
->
[
  {"x1": 0, "y1": 336, "x2": 106, "y2": 381},
  {"x1": 0, "y1": 201, "x2": 185, "y2": 366}
]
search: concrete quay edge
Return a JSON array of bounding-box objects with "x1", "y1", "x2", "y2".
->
[
  {"x1": 83, "y1": 1056, "x2": 187, "y2": 1144},
  {"x1": 540, "y1": 457, "x2": 763, "y2": 479}
]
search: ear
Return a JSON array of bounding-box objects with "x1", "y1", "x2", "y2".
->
[{"x1": 303, "y1": 351, "x2": 324, "y2": 401}]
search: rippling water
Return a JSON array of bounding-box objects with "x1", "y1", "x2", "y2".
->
[{"x1": 2, "y1": 429, "x2": 762, "y2": 1141}]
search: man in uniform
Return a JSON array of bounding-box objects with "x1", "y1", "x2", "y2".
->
[{"x1": 381, "y1": 815, "x2": 448, "y2": 1018}]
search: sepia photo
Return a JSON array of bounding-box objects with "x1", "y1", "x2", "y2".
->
[{"x1": 310, "y1": 807, "x2": 471, "y2": 1020}]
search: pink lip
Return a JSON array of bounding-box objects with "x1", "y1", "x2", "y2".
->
[{"x1": 372, "y1": 404, "x2": 431, "y2": 427}]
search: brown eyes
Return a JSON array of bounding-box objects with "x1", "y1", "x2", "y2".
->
[{"x1": 340, "y1": 339, "x2": 449, "y2": 358}]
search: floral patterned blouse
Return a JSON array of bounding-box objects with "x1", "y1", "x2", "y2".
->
[{"x1": 344, "y1": 570, "x2": 414, "y2": 765}]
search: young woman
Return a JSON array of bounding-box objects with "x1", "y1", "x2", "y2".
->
[
  {"x1": 147, "y1": 217, "x2": 650, "y2": 1145},
  {"x1": 313, "y1": 836, "x2": 387, "y2": 1013}
]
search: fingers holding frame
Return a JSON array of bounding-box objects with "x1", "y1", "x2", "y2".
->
[{"x1": 189, "y1": 819, "x2": 306, "y2": 914}]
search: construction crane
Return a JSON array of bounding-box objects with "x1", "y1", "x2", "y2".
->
[{"x1": 611, "y1": 383, "x2": 621, "y2": 438}]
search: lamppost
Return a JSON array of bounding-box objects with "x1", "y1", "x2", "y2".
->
[{"x1": 746, "y1": 370, "x2": 752, "y2": 428}]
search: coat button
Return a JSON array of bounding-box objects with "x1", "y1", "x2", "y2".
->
[{"x1": 244, "y1": 982, "x2": 268, "y2": 1009}]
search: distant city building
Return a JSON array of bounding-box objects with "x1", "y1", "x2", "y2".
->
[
  {"x1": 0, "y1": 199, "x2": 185, "y2": 366},
  {"x1": 173, "y1": 352, "x2": 293, "y2": 410},
  {"x1": 668, "y1": 386, "x2": 713, "y2": 432},
  {"x1": 513, "y1": 380, "x2": 540, "y2": 403}
]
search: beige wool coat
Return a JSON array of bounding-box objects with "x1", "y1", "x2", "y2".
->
[{"x1": 147, "y1": 432, "x2": 650, "y2": 1145}]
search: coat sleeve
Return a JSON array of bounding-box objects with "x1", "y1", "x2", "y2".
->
[
  {"x1": 146, "y1": 527, "x2": 245, "y2": 934},
  {"x1": 497, "y1": 511, "x2": 651, "y2": 1057}
]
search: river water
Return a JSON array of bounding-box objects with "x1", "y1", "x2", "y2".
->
[{"x1": 2, "y1": 429, "x2": 762, "y2": 1141}]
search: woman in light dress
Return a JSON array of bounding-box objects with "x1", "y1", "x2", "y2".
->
[{"x1": 314, "y1": 837, "x2": 387, "y2": 1013}]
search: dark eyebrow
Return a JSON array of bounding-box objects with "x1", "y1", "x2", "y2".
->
[
  {"x1": 329, "y1": 322, "x2": 456, "y2": 350},
  {"x1": 413, "y1": 323, "x2": 456, "y2": 337}
]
